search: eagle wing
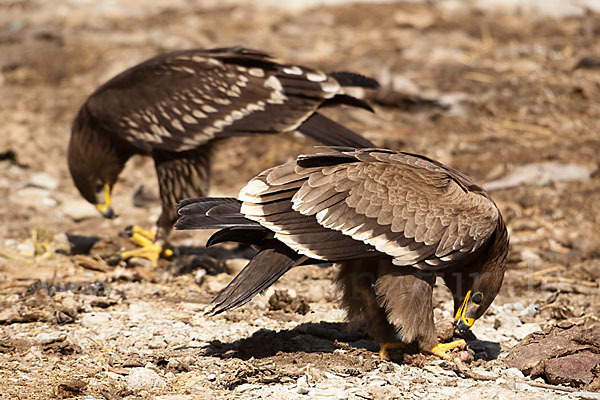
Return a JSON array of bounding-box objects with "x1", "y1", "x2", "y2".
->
[
  {"x1": 85, "y1": 47, "x2": 373, "y2": 152},
  {"x1": 239, "y1": 148, "x2": 499, "y2": 268}
]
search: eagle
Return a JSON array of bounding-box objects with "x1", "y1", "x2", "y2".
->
[
  {"x1": 175, "y1": 148, "x2": 509, "y2": 360},
  {"x1": 68, "y1": 47, "x2": 377, "y2": 265}
]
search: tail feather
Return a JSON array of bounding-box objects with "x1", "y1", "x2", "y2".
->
[
  {"x1": 209, "y1": 242, "x2": 301, "y2": 315},
  {"x1": 298, "y1": 113, "x2": 375, "y2": 148},
  {"x1": 175, "y1": 214, "x2": 254, "y2": 230},
  {"x1": 177, "y1": 197, "x2": 240, "y2": 215},
  {"x1": 175, "y1": 197, "x2": 257, "y2": 230},
  {"x1": 330, "y1": 72, "x2": 380, "y2": 89},
  {"x1": 207, "y1": 226, "x2": 271, "y2": 247},
  {"x1": 322, "y1": 94, "x2": 375, "y2": 113}
]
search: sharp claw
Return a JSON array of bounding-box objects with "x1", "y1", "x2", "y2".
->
[
  {"x1": 121, "y1": 232, "x2": 170, "y2": 267},
  {"x1": 121, "y1": 225, "x2": 156, "y2": 240},
  {"x1": 430, "y1": 339, "x2": 467, "y2": 360},
  {"x1": 121, "y1": 246, "x2": 161, "y2": 267}
]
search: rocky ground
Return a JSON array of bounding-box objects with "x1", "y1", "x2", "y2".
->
[{"x1": 1, "y1": 0, "x2": 600, "y2": 399}]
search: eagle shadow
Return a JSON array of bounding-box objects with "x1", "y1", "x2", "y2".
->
[
  {"x1": 200, "y1": 321, "x2": 501, "y2": 362},
  {"x1": 201, "y1": 322, "x2": 373, "y2": 360}
]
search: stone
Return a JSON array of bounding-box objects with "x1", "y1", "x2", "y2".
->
[
  {"x1": 503, "y1": 367, "x2": 525, "y2": 379},
  {"x1": 30, "y1": 172, "x2": 59, "y2": 190},
  {"x1": 60, "y1": 199, "x2": 99, "y2": 221},
  {"x1": 126, "y1": 257, "x2": 153, "y2": 268},
  {"x1": 505, "y1": 323, "x2": 600, "y2": 389},
  {"x1": 126, "y1": 367, "x2": 165, "y2": 391},
  {"x1": 545, "y1": 351, "x2": 600, "y2": 386},
  {"x1": 511, "y1": 322, "x2": 542, "y2": 341},
  {"x1": 205, "y1": 276, "x2": 228, "y2": 294},
  {"x1": 194, "y1": 268, "x2": 207, "y2": 285},
  {"x1": 13, "y1": 187, "x2": 56, "y2": 210},
  {"x1": 80, "y1": 312, "x2": 111, "y2": 328}
]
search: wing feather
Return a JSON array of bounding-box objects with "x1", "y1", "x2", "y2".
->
[
  {"x1": 84, "y1": 47, "x2": 372, "y2": 152},
  {"x1": 238, "y1": 148, "x2": 500, "y2": 268}
]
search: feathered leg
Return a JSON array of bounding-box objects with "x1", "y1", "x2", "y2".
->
[
  {"x1": 375, "y1": 261, "x2": 465, "y2": 360},
  {"x1": 121, "y1": 143, "x2": 213, "y2": 266},
  {"x1": 335, "y1": 259, "x2": 400, "y2": 359}
]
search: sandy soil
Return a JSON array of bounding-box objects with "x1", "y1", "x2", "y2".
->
[{"x1": 1, "y1": 1, "x2": 599, "y2": 399}]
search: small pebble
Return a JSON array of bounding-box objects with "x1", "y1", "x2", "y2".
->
[
  {"x1": 297, "y1": 387, "x2": 309, "y2": 395},
  {"x1": 194, "y1": 269, "x2": 207, "y2": 285},
  {"x1": 60, "y1": 199, "x2": 98, "y2": 220},
  {"x1": 503, "y1": 367, "x2": 525, "y2": 379},
  {"x1": 30, "y1": 172, "x2": 59, "y2": 190},
  {"x1": 126, "y1": 367, "x2": 165, "y2": 391}
]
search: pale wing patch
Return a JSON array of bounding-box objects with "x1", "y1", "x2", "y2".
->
[{"x1": 290, "y1": 150, "x2": 500, "y2": 267}]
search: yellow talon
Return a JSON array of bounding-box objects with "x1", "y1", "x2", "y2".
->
[
  {"x1": 379, "y1": 342, "x2": 405, "y2": 360},
  {"x1": 128, "y1": 225, "x2": 156, "y2": 240},
  {"x1": 121, "y1": 233, "x2": 171, "y2": 267},
  {"x1": 430, "y1": 339, "x2": 467, "y2": 361}
]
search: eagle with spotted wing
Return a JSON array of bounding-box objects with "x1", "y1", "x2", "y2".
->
[
  {"x1": 176, "y1": 148, "x2": 509, "y2": 360},
  {"x1": 68, "y1": 47, "x2": 378, "y2": 264}
]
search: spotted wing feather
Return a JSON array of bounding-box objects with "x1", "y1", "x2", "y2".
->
[
  {"x1": 239, "y1": 148, "x2": 499, "y2": 268},
  {"x1": 85, "y1": 47, "x2": 372, "y2": 152}
]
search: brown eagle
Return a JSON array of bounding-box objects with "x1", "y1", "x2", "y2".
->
[
  {"x1": 68, "y1": 47, "x2": 377, "y2": 264},
  {"x1": 175, "y1": 148, "x2": 509, "y2": 360}
]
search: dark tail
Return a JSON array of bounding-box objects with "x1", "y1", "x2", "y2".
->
[
  {"x1": 330, "y1": 72, "x2": 379, "y2": 89},
  {"x1": 206, "y1": 226, "x2": 271, "y2": 247},
  {"x1": 209, "y1": 241, "x2": 302, "y2": 315},
  {"x1": 297, "y1": 113, "x2": 375, "y2": 148},
  {"x1": 175, "y1": 197, "x2": 303, "y2": 314},
  {"x1": 175, "y1": 197, "x2": 257, "y2": 229}
]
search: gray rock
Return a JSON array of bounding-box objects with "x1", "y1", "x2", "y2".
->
[
  {"x1": 148, "y1": 335, "x2": 166, "y2": 349},
  {"x1": 485, "y1": 162, "x2": 591, "y2": 191},
  {"x1": 194, "y1": 268, "x2": 207, "y2": 285},
  {"x1": 60, "y1": 199, "x2": 99, "y2": 221},
  {"x1": 126, "y1": 367, "x2": 165, "y2": 391},
  {"x1": 512, "y1": 323, "x2": 542, "y2": 341},
  {"x1": 30, "y1": 172, "x2": 59, "y2": 190},
  {"x1": 503, "y1": 367, "x2": 525, "y2": 379},
  {"x1": 13, "y1": 187, "x2": 56, "y2": 209},
  {"x1": 127, "y1": 257, "x2": 153, "y2": 268},
  {"x1": 205, "y1": 277, "x2": 228, "y2": 294},
  {"x1": 80, "y1": 312, "x2": 111, "y2": 328}
]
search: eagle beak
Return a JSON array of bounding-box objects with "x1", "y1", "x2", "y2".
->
[
  {"x1": 455, "y1": 290, "x2": 475, "y2": 333},
  {"x1": 95, "y1": 184, "x2": 115, "y2": 219}
]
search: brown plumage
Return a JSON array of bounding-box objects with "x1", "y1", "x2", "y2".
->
[
  {"x1": 67, "y1": 46, "x2": 377, "y2": 261},
  {"x1": 176, "y1": 148, "x2": 509, "y2": 359}
]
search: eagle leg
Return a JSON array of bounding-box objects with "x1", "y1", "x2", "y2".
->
[
  {"x1": 378, "y1": 342, "x2": 406, "y2": 360},
  {"x1": 121, "y1": 232, "x2": 173, "y2": 267},
  {"x1": 429, "y1": 339, "x2": 467, "y2": 361}
]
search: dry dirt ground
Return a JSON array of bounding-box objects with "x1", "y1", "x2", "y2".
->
[{"x1": 1, "y1": 1, "x2": 600, "y2": 399}]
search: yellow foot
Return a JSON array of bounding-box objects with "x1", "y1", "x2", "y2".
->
[
  {"x1": 430, "y1": 339, "x2": 467, "y2": 361},
  {"x1": 125, "y1": 225, "x2": 156, "y2": 240},
  {"x1": 379, "y1": 342, "x2": 406, "y2": 360},
  {"x1": 121, "y1": 233, "x2": 173, "y2": 267}
]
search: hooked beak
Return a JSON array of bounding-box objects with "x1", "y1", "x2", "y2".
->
[
  {"x1": 95, "y1": 184, "x2": 115, "y2": 219},
  {"x1": 455, "y1": 290, "x2": 475, "y2": 334}
]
